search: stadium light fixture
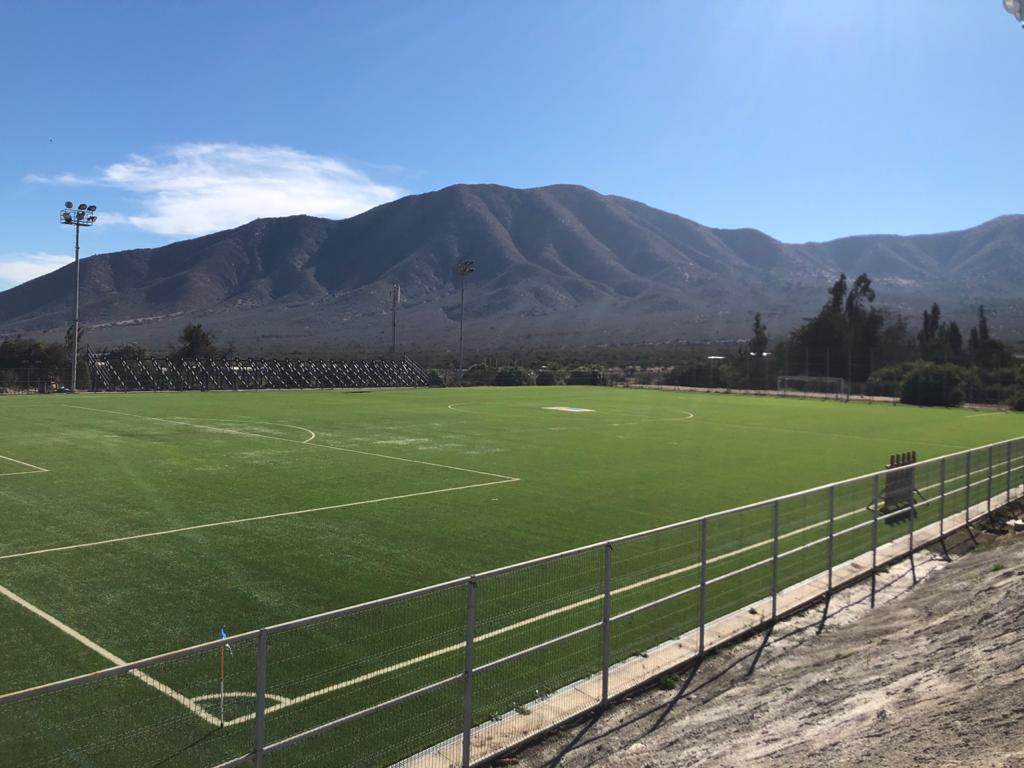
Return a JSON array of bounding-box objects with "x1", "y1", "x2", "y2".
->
[
  {"x1": 59, "y1": 201, "x2": 98, "y2": 393},
  {"x1": 456, "y1": 260, "x2": 475, "y2": 386}
]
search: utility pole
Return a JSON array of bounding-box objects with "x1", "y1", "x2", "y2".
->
[
  {"x1": 456, "y1": 260, "x2": 475, "y2": 386},
  {"x1": 60, "y1": 202, "x2": 98, "y2": 393},
  {"x1": 391, "y1": 283, "x2": 400, "y2": 355}
]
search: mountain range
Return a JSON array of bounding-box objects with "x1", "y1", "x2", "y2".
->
[{"x1": 1, "y1": 183, "x2": 1022, "y2": 355}]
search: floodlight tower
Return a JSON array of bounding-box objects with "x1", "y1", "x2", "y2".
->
[
  {"x1": 60, "y1": 201, "x2": 98, "y2": 393},
  {"x1": 455, "y1": 260, "x2": 475, "y2": 386}
]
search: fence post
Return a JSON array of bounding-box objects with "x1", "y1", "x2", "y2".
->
[
  {"x1": 826, "y1": 486, "x2": 835, "y2": 592},
  {"x1": 770, "y1": 500, "x2": 780, "y2": 621},
  {"x1": 601, "y1": 543, "x2": 612, "y2": 705},
  {"x1": 871, "y1": 474, "x2": 879, "y2": 608},
  {"x1": 965, "y1": 451, "x2": 978, "y2": 545},
  {"x1": 817, "y1": 486, "x2": 835, "y2": 634},
  {"x1": 462, "y1": 578, "x2": 477, "y2": 768},
  {"x1": 253, "y1": 629, "x2": 268, "y2": 768},
  {"x1": 987, "y1": 446, "x2": 994, "y2": 514},
  {"x1": 698, "y1": 518, "x2": 708, "y2": 656},
  {"x1": 908, "y1": 486, "x2": 917, "y2": 585},
  {"x1": 938, "y1": 458, "x2": 949, "y2": 560},
  {"x1": 1007, "y1": 441, "x2": 1013, "y2": 504}
]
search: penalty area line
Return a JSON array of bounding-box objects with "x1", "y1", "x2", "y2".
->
[
  {"x1": 0, "y1": 583, "x2": 219, "y2": 726},
  {"x1": 0, "y1": 478, "x2": 520, "y2": 561},
  {"x1": 0, "y1": 454, "x2": 49, "y2": 474}
]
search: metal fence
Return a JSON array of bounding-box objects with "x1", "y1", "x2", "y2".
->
[{"x1": 3, "y1": 436, "x2": 1022, "y2": 768}]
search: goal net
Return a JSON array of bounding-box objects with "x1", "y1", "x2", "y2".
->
[{"x1": 776, "y1": 375, "x2": 849, "y2": 400}]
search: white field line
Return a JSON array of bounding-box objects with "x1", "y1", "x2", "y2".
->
[
  {"x1": 0, "y1": 454, "x2": 49, "y2": 474},
  {"x1": 186, "y1": 418, "x2": 317, "y2": 444},
  {"x1": 967, "y1": 411, "x2": 1004, "y2": 418},
  {"x1": 0, "y1": 479, "x2": 519, "y2": 561},
  {"x1": 220, "y1": 460, "x2": 1017, "y2": 727},
  {"x1": 0, "y1": 583, "x2": 219, "y2": 727},
  {"x1": 0, "y1": 470, "x2": 49, "y2": 478},
  {"x1": 191, "y1": 691, "x2": 293, "y2": 705},
  {"x1": 611, "y1": 410, "x2": 695, "y2": 426},
  {"x1": 64, "y1": 404, "x2": 515, "y2": 480}
]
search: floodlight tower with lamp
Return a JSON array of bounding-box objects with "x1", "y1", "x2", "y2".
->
[
  {"x1": 455, "y1": 259, "x2": 475, "y2": 386},
  {"x1": 60, "y1": 201, "x2": 98, "y2": 393}
]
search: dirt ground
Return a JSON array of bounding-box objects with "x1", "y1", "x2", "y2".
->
[{"x1": 510, "y1": 531, "x2": 1024, "y2": 768}]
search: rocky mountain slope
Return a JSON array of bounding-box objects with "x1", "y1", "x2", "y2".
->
[{"x1": 1, "y1": 184, "x2": 1022, "y2": 354}]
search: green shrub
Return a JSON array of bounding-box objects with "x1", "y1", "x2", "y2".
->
[
  {"x1": 535, "y1": 369, "x2": 557, "y2": 386},
  {"x1": 899, "y1": 362, "x2": 965, "y2": 407},
  {"x1": 566, "y1": 367, "x2": 605, "y2": 386},
  {"x1": 492, "y1": 366, "x2": 529, "y2": 386},
  {"x1": 461, "y1": 363, "x2": 492, "y2": 386},
  {"x1": 865, "y1": 363, "x2": 916, "y2": 397}
]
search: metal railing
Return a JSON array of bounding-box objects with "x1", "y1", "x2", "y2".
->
[{"x1": 2, "y1": 436, "x2": 1022, "y2": 768}]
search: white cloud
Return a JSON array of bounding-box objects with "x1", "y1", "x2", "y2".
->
[
  {"x1": 27, "y1": 143, "x2": 404, "y2": 237},
  {"x1": 0, "y1": 253, "x2": 70, "y2": 288}
]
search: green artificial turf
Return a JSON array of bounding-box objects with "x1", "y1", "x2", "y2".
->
[{"x1": 1, "y1": 386, "x2": 1021, "y2": 766}]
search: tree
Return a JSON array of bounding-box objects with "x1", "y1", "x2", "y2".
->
[
  {"x1": 177, "y1": 324, "x2": 217, "y2": 358},
  {"x1": 784, "y1": 272, "x2": 885, "y2": 382},
  {"x1": 968, "y1": 305, "x2": 1011, "y2": 369},
  {"x1": 844, "y1": 273, "x2": 876, "y2": 321},
  {"x1": 750, "y1": 313, "x2": 768, "y2": 356},
  {"x1": 946, "y1": 321, "x2": 963, "y2": 355},
  {"x1": 899, "y1": 362, "x2": 965, "y2": 407},
  {"x1": 828, "y1": 273, "x2": 848, "y2": 314},
  {"x1": 918, "y1": 303, "x2": 942, "y2": 358}
]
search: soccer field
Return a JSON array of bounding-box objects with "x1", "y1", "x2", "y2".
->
[{"x1": 2, "y1": 386, "x2": 1022, "y2": 765}]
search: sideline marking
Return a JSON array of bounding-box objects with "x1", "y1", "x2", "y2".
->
[
  {"x1": 0, "y1": 583, "x2": 218, "y2": 726},
  {"x1": 0, "y1": 478, "x2": 519, "y2": 561},
  {"x1": 967, "y1": 411, "x2": 1003, "y2": 418},
  {"x1": 63, "y1": 404, "x2": 516, "y2": 480},
  {"x1": 0, "y1": 454, "x2": 49, "y2": 477}
]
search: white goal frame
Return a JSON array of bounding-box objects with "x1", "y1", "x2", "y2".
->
[{"x1": 776, "y1": 375, "x2": 850, "y2": 400}]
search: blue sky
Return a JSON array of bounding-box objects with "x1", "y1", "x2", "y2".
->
[{"x1": 1, "y1": 1, "x2": 1021, "y2": 288}]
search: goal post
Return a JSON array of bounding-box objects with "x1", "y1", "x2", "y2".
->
[{"x1": 776, "y1": 375, "x2": 849, "y2": 400}]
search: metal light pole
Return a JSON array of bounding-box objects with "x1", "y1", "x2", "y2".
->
[
  {"x1": 60, "y1": 202, "x2": 98, "y2": 393},
  {"x1": 456, "y1": 260, "x2": 475, "y2": 386},
  {"x1": 391, "y1": 283, "x2": 400, "y2": 355}
]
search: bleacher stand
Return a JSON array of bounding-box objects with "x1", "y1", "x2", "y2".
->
[{"x1": 86, "y1": 352, "x2": 430, "y2": 392}]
